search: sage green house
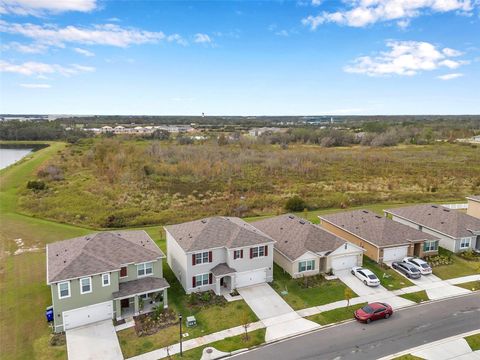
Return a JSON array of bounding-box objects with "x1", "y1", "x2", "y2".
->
[{"x1": 47, "y1": 231, "x2": 169, "y2": 332}]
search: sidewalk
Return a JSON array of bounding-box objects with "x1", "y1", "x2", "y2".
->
[
  {"x1": 126, "y1": 274, "x2": 478, "y2": 360},
  {"x1": 379, "y1": 329, "x2": 480, "y2": 360}
]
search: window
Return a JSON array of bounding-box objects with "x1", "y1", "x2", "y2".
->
[
  {"x1": 80, "y1": 277, "x2": 92, "y2": 294},
  {"x1": 423, "y1": 240, "x2": 439, "y2": 252},
  {"x1": 58, "y1": 281, "x2": 70, "y2": 299},
  {"x1": 460, "y1": 238, "x2": 471, "y2": 249},
  {"x1": 194, "y1": 251, "x2": 210, "y2": 265},
  {"x1": 298, "y1": 260, "x2": 315, "y2": 273},
  {"x1": 233, "y1": 250, "x2": 243, "y2": 260},
  {"x1": 194, "y1": 273, "x2": 209, "y2": 287},
  {"x1": 102, "y1": 273, "x2": 110, "y2": 287},
  {"x1": 120, "y1": 266, "x2": 128, "y2": 278},
  {"x1": 251, "y1": 246, "x2": 265, "y2": 258},
  {"x1": 137, "y1": 262, "x2": 154, "y2": 277}
]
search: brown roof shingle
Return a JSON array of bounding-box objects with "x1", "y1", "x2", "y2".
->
[
  {"x1": 113, "y1": 277, "x2": 169, "y2": 299},
  {"x1": 252, "y1": 214, "x2": 347, "y2": 261},
  {"x1": 47, "y1": 231, "x2": 164, "y2": 283},
  {"x1": 211, "y1": 263, "x2": 237, "y2": 276},
  {"x1": 320, "y1": 209, "x2": 437, "y2": 248},
  {"x1": 385, "y1": 204, "x2": 480, "y2": 238},
  {"x1": 164, "y1": 216, "x2": 274, "y2": 252}
]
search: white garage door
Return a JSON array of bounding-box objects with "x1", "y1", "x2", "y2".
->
[
  {"x1": 63, "y1": 301, "x2": 113, "y2": 330},
  {"x1": 383, "y1": 246, "x2": 409, "y2": 262},
  {"x1": 235, "y1": 269, "x2": 266, "y2": 288},
  {"x1": 331, "y1": 255, "x2": 359, "y2": 271}
]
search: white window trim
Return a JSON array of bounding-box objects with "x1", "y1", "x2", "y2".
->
[
  {"x1": 137, "y1": 262, "x2": 154, "y2": 278},
  {"x1": 194, "y1": 273, "x2": 210, "y2": 288},
  {"x1": 58, "y1": 281, "x2": 71, "y2": 299},
  {"x1": 195, "y1": 251, "x2": 210, "y2": 265},
  {"x1": 298, "y1": 259, "x2": 315, "y2": 273},
  {"x1": 424, "y1": 240, "x2": 438, "y2": 252},
  {"x1": 251, "y1": 246, "x2": 265, "y2": 258},
  {"x1": 79, "y1": 277, "x2": 92, "y2": 294},
  {"x1": 102, "y1": 273, "x2": 110, "y2": 287},
  {"x1": 460, "y1": 237, "x2": 471, "y2": 249}
]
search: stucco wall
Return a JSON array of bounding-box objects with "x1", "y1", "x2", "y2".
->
[{"x1": 467, "y1": 199, "x2": 480, "y2": 219}]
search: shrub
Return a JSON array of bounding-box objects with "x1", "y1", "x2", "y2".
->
[
  {"x1": 188, "y1": 293, "x2": 199, "y2": 306},
  {"x1": 285, "y1": 196, "x2": 307, "y2": 212},
  {"x1": 26, "y1": 180, "x2": 46, "y2": 191},
  {"x1": 201, "y1": 291, "x2": 211, "y2": 302}
]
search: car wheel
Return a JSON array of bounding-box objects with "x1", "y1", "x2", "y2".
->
[
  {"x1": 406, "y1": 273, "x2": 410, "y2": 278},
  {"x1": 385, "y1": 313, "x2": 390, "y2": 319},
  {"x1": 351, "y1": 270, "x2": 355, "y2": 275},
  {"x1": 366, "y1": 318, "x2": 371, "y2": 324},
  {"x1": 363, "y1": 280, "x2": 367, "y2": 285}
]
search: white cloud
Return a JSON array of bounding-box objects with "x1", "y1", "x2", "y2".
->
[
  {"x1": 437, "y1": 72, "x2": 464, "y2": 80},
  {"x1": 302, "y1": 0, "x2": 474, "y2": 29},
  {"x1": 74, "y1": 47, "x2": 95, "y2": 57},
  {"x1": 194, "y1": 33, "x2": 212, "y2": 44},
  {"x1": 275, "y1": 29, "x2": 289, "y2": 36},
  {"x1": 0, "y1": 0, "x2": 97, "y2": 16},
  {"x1": 344, "y1": 41, "x2": 468, "y2": 76},
  {"x1": 20, "y1": 83, "x2": 51, "y2": 88},
  {"x1": 0, "y1": 60, "x2": 95, "y2": 77},
  {"x1": 1, "y1": 41, "x2": 47, "y2": 53},
  {"x1": 0, "y1": 20, "x2": 185, "y2": 48},
  {"x1": 311, "y1": 0, "x2": 322, "y2": 6}
]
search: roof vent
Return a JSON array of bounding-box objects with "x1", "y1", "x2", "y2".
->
[
  {"x1": 280, "y1": 227, "x2": 283, "y2": 230},
  {"x1": 201, "y1": 219, "x2": 207, "y2": 224},
  {"x1": 440, "y1": 221, "x2": 445, "y2": 224},
  {"x1": 284, "y1": 240, "x2": 288, "y2": 243},
  {"x1": 375, "y1": 215, "x2": 382, "y2": 219},
  {"x1": 443, "y1": 209, "x2": 450, "y2": 212},
  {"x1": 288, "y1": 215, "x2": 294, "y2": 219},
  {"x1": 362, "y1": 210, "x2": 369, "y2": 214},
  {"x1": 432, "y1": 205, "x2": 438, "y2": 208},
  {"x1": 299, "y1": 220, "x2": 305, "y2": 225}
]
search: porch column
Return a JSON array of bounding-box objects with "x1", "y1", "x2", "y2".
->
[
  {"x1": 163, "y1": 289, "x2": 168, "y2": 309},
  {"x1": 134, "y1": 295, "x2": 139, "y2": 316},
  {"x1": 215, "y1": 277, "x2": 221, "y2": 295},
  {"x1": 115, "y1": 299, "x2": 121, "y2": 320}
]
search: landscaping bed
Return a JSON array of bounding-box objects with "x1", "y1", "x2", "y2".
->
[
  {"x1": 429, "y1": 248, "x2": 480, "y2": 279},
  {"x1": 271, "y1": 264, "x2": 357, "y2": 310},
  {"x1": 362, "y1": 258, "x2": 413, "y2": 290},
  {"x1": 134, "y1": 308, "x2": 178, "y2": 337}
]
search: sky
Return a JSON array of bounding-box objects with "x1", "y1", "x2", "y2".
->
[{"x1": 0, "y1": 0, "x2": 479, "y2": 116}]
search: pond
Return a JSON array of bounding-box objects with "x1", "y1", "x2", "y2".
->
[{"x1": 0, "y1": 144, "x2": 46, "y2": 170}]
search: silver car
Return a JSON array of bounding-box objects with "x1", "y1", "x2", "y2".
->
[
  {"x1": 392, "y1": 261, "x2": 421, "y2": 279},
  {"x1": 403, "y1": 257, "x2": 432, "y2": 275}
]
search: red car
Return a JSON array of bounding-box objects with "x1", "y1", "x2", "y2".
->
[{"x1": 354, "y1": 302, "x2": 393, "y2": 324}]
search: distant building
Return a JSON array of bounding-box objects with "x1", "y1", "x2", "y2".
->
[
  {"x1": 248, "y1": 127, "x2": 284, "y2": 137},
  {"x1": 472, "y1": 135, "x2": 480, "y2": 142}
]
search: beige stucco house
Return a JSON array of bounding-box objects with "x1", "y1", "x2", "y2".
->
[{"x1": 467, "y1": 196, "x2": 480, "y2": 219}]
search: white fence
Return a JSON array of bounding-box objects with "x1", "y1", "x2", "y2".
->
[{"x1": 442, "y1": 203, "x2": 468, "y2": 210}]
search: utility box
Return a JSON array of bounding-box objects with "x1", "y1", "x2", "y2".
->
[{"x1": 186, "y1": 316, "x2": 196, "y2": 327}]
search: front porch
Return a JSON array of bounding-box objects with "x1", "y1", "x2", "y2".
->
[
  {"x1": 211, "y1": 263, "x2": 236, "y2": 296},
  {"x1": 113, "y1": 277, "x2": 170, "y2": 320}
]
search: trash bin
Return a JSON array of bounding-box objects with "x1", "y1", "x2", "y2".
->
[{"x1": 46, "y1": 306, "x2": 54, "y2": 322}]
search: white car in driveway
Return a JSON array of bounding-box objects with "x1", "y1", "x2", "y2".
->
[
  {"x1": 403, "y1": 257, "x2": 432, "y2": 275},
  {"x1": 351, "y1": 266, "x2": 381, "y2": 287}
]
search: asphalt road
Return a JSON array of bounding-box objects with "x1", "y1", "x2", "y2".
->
[{"x1": 230, "y1": 293, "x2": 480, "y2": 360}]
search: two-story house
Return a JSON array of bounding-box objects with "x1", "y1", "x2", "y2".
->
[
  {"x1": 165, "y1": 217, "x2": 275, "y2": 295},
  {"x1": 46, "y1": 231, "x2": 169, "y2": 332},
  {"x1": 385, "y1": 204, "x2": 480, "y2": 253}
]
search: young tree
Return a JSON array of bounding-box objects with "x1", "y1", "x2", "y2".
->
[
  {"x1": 344, "y1": 287, "x2": 354, "y2": 308},
  {"x1": 242, "y1": 311, "x2": 251, "y2": 341}
]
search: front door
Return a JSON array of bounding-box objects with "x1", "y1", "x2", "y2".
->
[
  {"x1": 121, "y1": 299, "x2": 129, "y2": 308},
  {"x1": 414, "y1": 243, "x2": 421, "y2": 257}
]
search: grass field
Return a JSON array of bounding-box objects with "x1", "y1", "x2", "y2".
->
[
  {"x1": 362, "y1": 258, "x2": 413, "y2": 290},
  {"x1": 431, "y1": 248, "x2": 480, "y2": 280},
  {"x1": 399, "y1": 290, "x2": 429, "y2": 303},
  {"x1": 307, "y1": 303, "x2": 367, "y2": 325},
  {"x1": 465, "y1": 333, "x2": 480, "y2": 351}
]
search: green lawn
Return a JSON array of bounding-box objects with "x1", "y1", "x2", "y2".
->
[
  {"x1": 170, "y1": 328, "x2": 266, "y2": 360},
  {"x1": 391, "y1": 355, "x2": 425, "y2": 360},
  {"x1": 399, "y1": 290, "x2": 429, "y2": 303},
  {"x1": 362, "y1": 257, "x2": 413, "y2": 290},
  {"x1": 271, "y1": 264, "x2": 357, "y2": 310},
  {"x1": 117, "y1": 262, "x2": 258, "y2": 358},
  {"x1": 455, "y1": 281, "x2": 480, "y2": 291},
  {"x1": 307, "y1": 303, "x2": 367, "y2": 326},
  {"x1": 465, "y1": 333, "x2": 480, "y2": 351},
  {"x1": 431, "y1": 248, "x2": 480, "y2": 280}
]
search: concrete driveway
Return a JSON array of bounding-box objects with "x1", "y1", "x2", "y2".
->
[
  {"x1": 335, "y1": 270, "x2": 391, "y2": 297},
  {"x1": 238, "y1": 283, "x2": 320, "y2": 342},
  {"x1": 66, "y1": 320, "x2": 123, "y2": 360}
]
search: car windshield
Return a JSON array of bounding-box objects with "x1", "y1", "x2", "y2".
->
[
  {"x1": 421, "y1": 263, "x2": 430, "y2": 268},
  {"x1": 362, "y1": 305, "x2": 374, "y2": 314},
  {"x1": 368, "y1": 275, "x2": 377, "y2": 279}
]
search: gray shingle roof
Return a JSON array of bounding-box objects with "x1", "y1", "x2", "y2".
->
[
  {"x1": 113, "y1": 277, "x2": 169, "y2": 299},
  {"x1": 320, "y1": 209, "x2": 437, "y2": 248},
  {"x1": 164, "y1": 216, "x2": 274, "y2": 252},
  {"x1": 252, "y1": 214, "x2": 347, "y2": 261},
  {"x1": 47, "y1": 231, "x2": 164, "y2": 283},
  {"x1": 385, "y1": 204, "x2": 480, "y2": 238},
  {"x1": 211, "y1": 263, "x2": 236, "y2": 277}
]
